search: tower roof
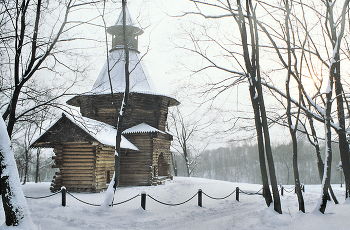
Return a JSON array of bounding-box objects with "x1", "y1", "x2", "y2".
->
[
  {"x1": 66, "y1": 6, "x2": 180, "y2": 107},
  {"x1": 107, "y1": 5, "x2": 143, "y2": 36},
  {"x1": 90, "y1": 50, "x2": 157, "y2": 95}
]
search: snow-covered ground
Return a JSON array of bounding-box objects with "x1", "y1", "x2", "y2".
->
[{"x1": 0, "y1": 177, "x2": 349, "y2": 229}]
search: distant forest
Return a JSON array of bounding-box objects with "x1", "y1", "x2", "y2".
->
[{"x1": 173, "y1": 140, "x2": 343, "y2": 185}]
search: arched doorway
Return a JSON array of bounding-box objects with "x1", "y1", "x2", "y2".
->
[{"x1": 158, "y1": 153, "x2": 168, "y2": 176}]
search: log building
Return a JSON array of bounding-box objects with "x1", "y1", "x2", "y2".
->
[{"x1": 31, "y1": 7, "x2": 179, "y2": 192}]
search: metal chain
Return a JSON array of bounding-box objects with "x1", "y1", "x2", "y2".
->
[
  {"x1": 147, "y1": 193, "x2": 197, "y2": 206},
  {"x1": 25, "y1": 191, "x2": 61, "y2": 199},
  {"x1": 66, "y1": 191, "x2": 102, "y2": 206},
  {"x1": 111, "y1": 194, "x2": 140, "y2": 206},
  {"x1": 202, "y1": 190, "x2": 236, "y2": 200}
]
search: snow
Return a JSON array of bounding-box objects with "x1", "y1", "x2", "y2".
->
[
  {"x1": 1, "y1": 177, "x2": 349, "y2": 229},
  {"x1": 85, "y1": 48, "x2": 179, "y2": 104},
  {"x1": 62, "y1": 114, "x2": 138, "y2": 150},
  {"x1": 0, "y1": 118, "x2": 37, "y2": 230},
  {"x1": 31, "y1": 113, "x2": 139, "y2": 151},
  {"x1": 91, "y1": 50, "x2": 157, "y2": 95},
  {"x1": 102, "y1": 173, "x2": 116, "y2": 208},
  {"x1": 122, "y1": 123, "x2": 166, "y2": 134}
]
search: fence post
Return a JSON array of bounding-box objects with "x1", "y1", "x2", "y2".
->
[
  {"x1": 198, "y1": 189, "x2": 202, "y2": 207},
  {"x1": 141, "y1": 192, "x2": 146, "y2": 210},
  {"x1": 281, "y1": 186, "x2": 284, "y2": 196},
  {"x1": 61, "y1": 187, "x2": 66, "y2": 207},
  {"x1": 302, "y1": 184, "x2": 305, "y2": 192},
  {"x1": 236, "y1": 187, "x2": 239, "y2": 201}
]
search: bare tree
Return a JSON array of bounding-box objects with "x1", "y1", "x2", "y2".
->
[
  {"x1": 0, "y1": 0, "x2": 103, "y2": 226},
  {"x1": 318, "y1": 0, "x2": 350, "y2": 213},
  {"x1": 178, "y1": 0, "x2": 282, "y2": 213},
  {"x1": 102, "y1": 0, "x2": 131, "y2": 206},
  {"x1": 0, "y1": 116, "x2": 37, "y2": 228},
  {"x1": 168, "y1": 106, "x2": 210, "y2": 177},
  {"x1": 284, "y1": 0, "x2": 305, "y2": 212}
]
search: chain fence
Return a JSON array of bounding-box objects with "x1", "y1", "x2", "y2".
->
[
  {"x1": 23, "y1": 184, "x2": 304, "y2": 210},
  {"x1": 280, "y1": 184, "x2": 305, "y2": 196},
  {"x1": 24, "y1": 190, "x2": 61, "y2": 199},
  {"x1": 147, "y1": 193, "x2": 197, "y2": 206}
]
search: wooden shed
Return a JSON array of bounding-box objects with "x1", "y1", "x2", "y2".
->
[
  {"x1": 31, "y1": 113, "x2": 139, "y2": 192},
  {"x1": 30, "y1": 7, "x2": 179, "y2": 192}
]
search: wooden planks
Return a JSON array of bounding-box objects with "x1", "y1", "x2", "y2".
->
[
  {"x1": 50, "y1": 143, "x2": 97, "y2": 192},
  {"x1": 77, "y1": 93, "x2": 176, "y2": 131}
]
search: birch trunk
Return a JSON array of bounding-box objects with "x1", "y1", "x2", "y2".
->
[
  {"x1": 325, "y1": 0, "x2": 350, "y2": 201},
  {"x1": 0, "y1": 117, "x2": 37, "y2": 228}
]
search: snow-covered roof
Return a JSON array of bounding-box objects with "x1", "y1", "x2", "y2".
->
[
  {"x1": 66, "y1": 6, "x2": 180, "y2": 108},
  {"x1": 31, "y1": 113, "x2": 139, "y2": 151},
  {"x1": 122, "y1": 123, "x2": 166, "y2": 134},
  {"x1": 91, "y1": 50, "x2": 157, "y2": 95}
]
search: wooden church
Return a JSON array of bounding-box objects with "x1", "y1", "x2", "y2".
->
[{"x1": 31, "y1": 7, "x2": 179, "y2": 192}]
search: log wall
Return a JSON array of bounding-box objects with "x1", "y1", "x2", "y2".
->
[
  {"x1": 152, "y1": 133, "x2": 172, "y2": 184},
  {"x1": 120, "y1": 133, "x2": 153, "y2": 186},
  {"x1": 50, "y1": 134, "x2": 173, "y2": 192},
  {"x1": 94, "y1": 145, "x2": 114, "y2": 191},
  {"x1": 71, "y1": 93, "x2": 174, "y2": 132},
  {"x1": 51, "y1": 142, "x2": 95, "y2": 192}
]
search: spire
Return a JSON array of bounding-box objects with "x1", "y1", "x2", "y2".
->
[{"x1": 107, "y1": 5, "x2": 143, "y2": 51}]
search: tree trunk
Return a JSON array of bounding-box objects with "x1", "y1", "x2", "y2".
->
[
  {"x1": 305, "y1": 104, "x2": 338, "y2": 203},
  {"x1": 183, "y1": 145, "x2": 190, "y2": 177},
  {"x1": 113, "y1": 0, "x2": 130, "y2": 190},
  {"x1": 248, "y1": 1, "x2": 272, "y2": 207},
  {"x1": 285, "y1": 0, "x2": 304, "y2": 212},
  {"x1": 258, "y1": 89, "x2": 282, "y2": 214},
  {"x1": 23, "y1": 149, "x2": 29, "y2": 185},
  {"x1": 0, "y1": 117, "x2": 36, "y2": 228},
  {"x1": 235, "y1": 0, "x2": 276, "y2": 210},
  {"x1": 103, "y1": 1, "x2": 130, "y2": 207},
  {"x1": 318, "y1": 47, "x2": 336, "y2": 213},
  {"x1": 319, "y1": 92, "x2": 332, "y2": 213},
  {"x1": 334, "y1": 69, "x2": 350, "y2": 199},
  {"x1": 170, "y1": 152, "x2": 178, "y2": 176},
  {"x1": 292, "y1": 135, "x2": 305, "y2": 212},
  {"x1": 35, "y1": 148, "x2": 40, "y2": 183},
  {"x1": 326, "y1": 0, "x2": 350, "y2": 201},
  {"x1": 249, "y1": 78, "x2": 272, "y2": 206}
]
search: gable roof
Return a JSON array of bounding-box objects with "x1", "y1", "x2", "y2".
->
[{"x1": 30, "y1": 113, "x2": 138, "y2": 151}]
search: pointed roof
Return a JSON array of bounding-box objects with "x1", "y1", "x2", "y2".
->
[
  {"x1": 106, "y1": 5, "x2": 143, "y2": 36},
  {"x1": 30, "y1": 113, "x2": 139, "y2": 151},
  {"x1": 115, "y1": 5, "x2": 134, "y2": 26},
  {"x1": 66, "y1": 6, "x2": 180, "y2": 107}
]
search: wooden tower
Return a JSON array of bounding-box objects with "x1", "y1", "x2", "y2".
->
[{"x1": 31, "y1": 7, "x2": 179, "y2": 192}]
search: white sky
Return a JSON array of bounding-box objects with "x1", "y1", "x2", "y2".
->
[{"x1": 47, "y1": 0, "x2": 340, "y2": 148}]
